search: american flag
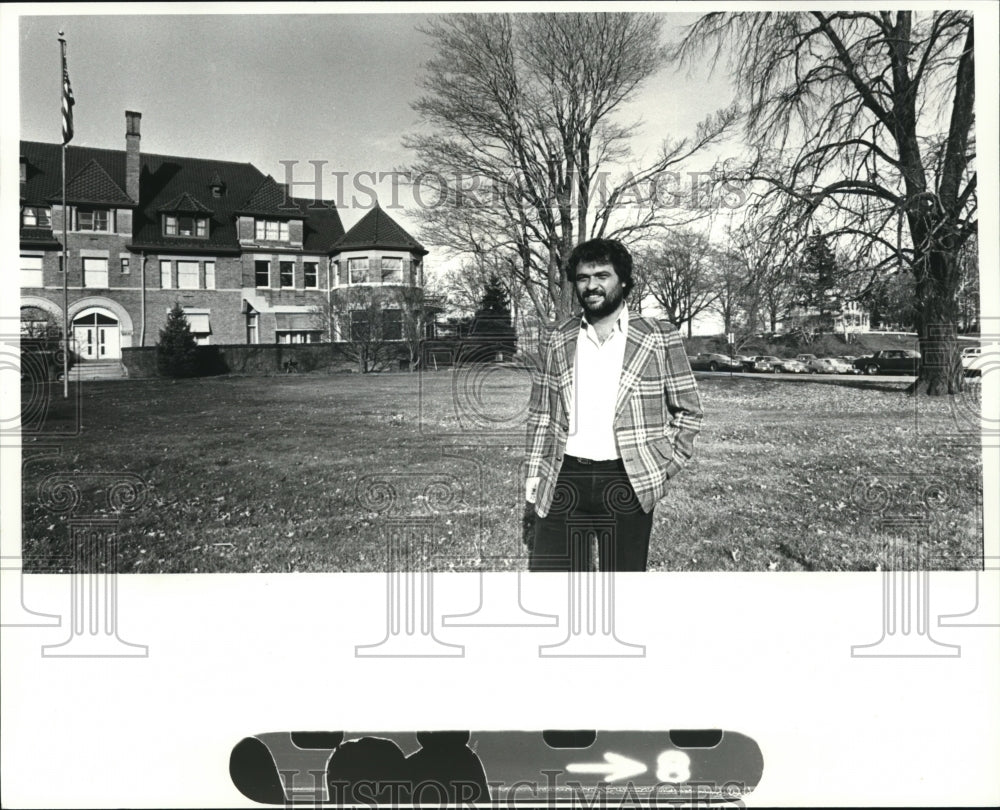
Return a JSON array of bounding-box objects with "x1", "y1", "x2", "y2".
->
[{"x1": 60, "y1": 37, "x2": 74, "y2": 144}]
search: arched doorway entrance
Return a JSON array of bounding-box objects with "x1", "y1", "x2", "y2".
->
[{"x1": 72, "y1": 307, "x2": 121, "y2": 360}]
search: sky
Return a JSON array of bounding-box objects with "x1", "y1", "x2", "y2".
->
[{"x1": 15, "y1": 7, "x2": 740, "y2": 286}]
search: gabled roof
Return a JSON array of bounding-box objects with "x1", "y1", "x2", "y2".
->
[
  {"x1": 131, "y1": 152, "x2": 268, "y2": 251},
  {"x1": 159, "y1": 191, "x2": 214, "y2": 215},
  {"x1": 20, "y1": 140, "x2": 270, "y2": 252},
  {"x1": 332, "y1": 204, "x2": 427, "y2": 255},
  {"x1": 21, "y1": 142, "x2": 127, "y2": 207},
  {"x1": 237, "y1": 175, "x2": 301, "y2": 218},
  {"x1": 49, "y1": 158, "x2": 134, "y2": 206},
  {"x1": 19, "y1": 139, "x2": 363, "y2": 258}
]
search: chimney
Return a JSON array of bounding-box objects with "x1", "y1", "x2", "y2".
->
[{"x1": 125, "y1": 111, "x2": 141, "y2": 203}]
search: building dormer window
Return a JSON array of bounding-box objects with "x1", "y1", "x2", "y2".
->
[
  {"x1": 208, "y1": 174, "x2": 225, "y2": 198},
  {"x1": 76, "y1": 207, "x2": 111, "y2": 232},
  {"x1": 255, "y1": 219, "x2": 289, "y2": 241},
  {"x1": 21, "y1": 206, "x2": 51, "y2": 228},
  {"x1": 164, "y1": 214, "x2": 209, "y2": 238}
]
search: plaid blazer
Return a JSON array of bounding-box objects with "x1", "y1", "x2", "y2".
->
[{"x1": 526, "y1": 312, "x2": 703, "y2": 517}]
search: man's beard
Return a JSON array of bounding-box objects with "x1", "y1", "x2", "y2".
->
[{"x1": 578, "y1": 284, "x2": 625, "y2": 319}]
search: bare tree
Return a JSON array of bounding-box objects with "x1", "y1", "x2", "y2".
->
[
  {"x1": 406, "y1": 13, "x2": 739, "y2": 322},
  {"x1": 678, "y1": 11, "x2": 977, "y2": 394},
  {"x1": 728, "y1": 219, "x2": 798, "y2": 335},
  {"x1": 311, "y1": 287, "x2": 429, "y2": 373},
  {"x1": 331, "y1": 287, "x2": 395, "y2": 373},
  {"x1": 710, "y1": 248, "x2": 760, "y2": 339},
  {"x1": 955, "y1": 236, "x2": 979, "y2": 334},
  {"x1": 638, "y1": 228, "x2": 720, "y2": 337},
  {"x1": 391, "y1": 285, "x2": 432, "y2": 372}
]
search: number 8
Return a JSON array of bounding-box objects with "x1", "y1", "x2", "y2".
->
[{"x1": 656, "y1": 749, "x2": 692, "y2": 782}]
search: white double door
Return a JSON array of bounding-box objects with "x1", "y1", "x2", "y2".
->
[{"x1": 73, "y1": 323, "x2": 120, "y2": 360}]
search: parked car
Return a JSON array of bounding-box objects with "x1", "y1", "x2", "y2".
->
[
  {"x1": 774, "y1": 357, "x2": 809, "y2": 373},
  {"x1": 809, "y1": 357, "x2": 839, "y2": 374},
  {"x1": 794, "y1": 354, "x2": 843, "y2": 374},
  {"x1": 838, "y1": 356, "x2": 863, "y2": 373},
  {"x1": 823, "y1": 357, "x2": 855, "y2": 374},
  {"x1": 852, "y1": 349, "x2": 921, "y2": 375},
  {"x1": 962, "y1": 344, "x2": 1000, "y2": 377},
  {"x1": 689, "y1": 352, "x2": 741, "y2": 372},
  {"x1": 739, "y1": 355, "x2": 772, "y2": 372}
]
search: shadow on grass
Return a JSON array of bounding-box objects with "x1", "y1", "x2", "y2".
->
[
  {"x1": 804, "y1": 377, "x2": 913, "y2": 394},
  {"x1": 694, "y1": 373, "x2": 911, "y2": 395}
]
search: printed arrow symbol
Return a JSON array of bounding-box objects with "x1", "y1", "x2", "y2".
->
[{"x1": 566, "y1": 752, "x2": 647, "y2": 783}]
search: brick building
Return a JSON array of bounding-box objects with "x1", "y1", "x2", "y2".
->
[{"x1": 19, "y1": 111, "x2": 428, "y2": 361}]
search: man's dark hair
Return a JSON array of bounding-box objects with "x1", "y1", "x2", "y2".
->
[{"x1": 565, "y1": 238, "x2": 633, "y2": 294}]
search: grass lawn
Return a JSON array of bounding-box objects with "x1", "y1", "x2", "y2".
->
[{"x1": 21, "y1": 369, "x2": 983, "y2": 573}]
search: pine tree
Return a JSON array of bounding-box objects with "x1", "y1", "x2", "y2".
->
[
  {"x1": 464, "y1": 274, "x2": 517, "y2": 362},
  {"x1": 471, "y1": 274, "x2": 514, "y2": 335},
  {"x1": 796, "y1": 229, "x2": 841, "y2": 324},
  {"x1": 156, "y1": 303, "x2": 199, "y2": 377}
]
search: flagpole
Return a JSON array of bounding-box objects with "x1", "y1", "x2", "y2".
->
[{"x1": 59, "y1": 31, "x2": 69, "y2": 399}]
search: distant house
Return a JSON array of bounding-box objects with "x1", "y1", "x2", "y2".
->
[
  {"x1": 782, "y1": 300, "x2": 871, "y2": 336},
  {"x1": 832, "y1": 300, "x2": 871, "y2": 334},
  {"x1": 19, "y1": 111, "x2": 428, "y2": 361}
]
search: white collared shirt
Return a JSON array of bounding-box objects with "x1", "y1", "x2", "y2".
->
[{"x1": 565, "y1": 305, "x2": 628, "y2": 460}]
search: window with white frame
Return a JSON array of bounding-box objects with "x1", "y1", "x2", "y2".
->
[
  {"x1": 255, "y1": 220, "x2": 289, "y2": 241},
  {"x1": 380, "y1": 257, "x2": 403, "y2": 284},
  {"x1": 177, "y1": 260, "x2": 199, "y2": 290},
  {"x1": 20, "y1": 255, "x2": 43, "y2": 287},
  {"x1": 83, "y1": 257, "x2": 109, "y2": 288},
  {"x1": 255, "y1": 259, "x2": 270, "y2": 288},
  {"x1": 164, "y1": 214, "x2": 209, "y2": 238},
  {"x1": 185, "y1": 312, "x2": 212, "y2": 345},
  {"x1": 160, "y1": 260, "x2": 173, "y2": 289},
  {"x1": 279, "y1": 260, "x2": 294, "y2": 289},
  {"x1": 246, "y1": 312, "x2": 259, "y2": 344},
  {"x1": 205, "y1": 261, "x2": 216, "y2": 290},
  {"x1": 77, "y1": 207, "x2": 111, "y2": 232},
  {"x1": 348, "y1": 257, "x2": 370, "y2": 284},
  {"x1": 21, "y1": 207, "x2": 51, "y2": 228},
  {"x1": 304, "y1": 261, "x2": 318, "y2": 289}
]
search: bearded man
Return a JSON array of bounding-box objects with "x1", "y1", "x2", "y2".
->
[{"x1": 525, "y1": 238, "x2": 703, "y2": 571}]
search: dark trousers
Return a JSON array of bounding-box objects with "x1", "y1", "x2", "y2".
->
[{"x1": 529, "y1": 456, "x2": 653, "y2": 572}]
